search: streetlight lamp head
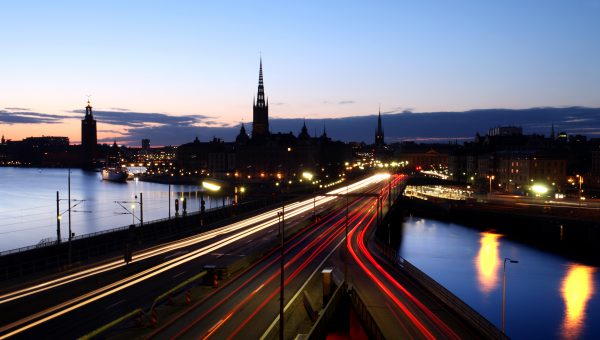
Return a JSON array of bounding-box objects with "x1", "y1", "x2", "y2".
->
[{"x1": 202, "y1": 181, "x2": 221, "y2": 192}]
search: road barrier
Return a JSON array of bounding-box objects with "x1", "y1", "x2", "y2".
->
[
  {"x1": 373, "y1": 237, "x2": 507, "y2": 339},
  {"x1": 306, "y1": 282, "x2": 347, "y2": 339},
  {"x1": 150, "y1": 270, "x2": 207, "y2": 312},
  {"x1": 79, "y1": 308, "x2": 143, "y2": 340}
]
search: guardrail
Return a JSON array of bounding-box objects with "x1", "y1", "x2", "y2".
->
[
  {"x1": 348, "y1": 287, "x2": 385, "y2": 340},
  {"x1": 306, "y1": 282, "x2": 346, "y2": 339},
  {"x1": 79, "y1": 308, "x2": 143, "y2": 340},
  {"x1": 0, "y1": 202, "x2": 244, "y2": 257},
  {"x1": 373, "y1": 238, "x2": 507, "y2": 339},
  {"x1": 150, "y1": 270, "x2": 207, "y2": 313}
]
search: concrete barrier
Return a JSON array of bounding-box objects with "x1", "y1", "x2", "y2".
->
[{"x1": 79, "y1": 308, "x2": 143, "y2": 339}]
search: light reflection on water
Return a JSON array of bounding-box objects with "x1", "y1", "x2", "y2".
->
[
  {"x1": 476, "y1": 232, "x2": 502, "y2": 295},
  {"x1": 561, "y1": 265, "x2": 596, "y2": 339},
  {"x1": 398, "y1": 216, "x2": 600, "y2": 339}
]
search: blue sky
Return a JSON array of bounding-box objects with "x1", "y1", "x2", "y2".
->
[{"x1": 1, "y1": 1, "x2": 599, "y2": 143}]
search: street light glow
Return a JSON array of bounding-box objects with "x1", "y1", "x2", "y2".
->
[
  {"x1": 531, "y1": 184, "x2": 549, "y2": 194},
  {"x1": 302, "y1": 172, "x2": 313, "y2": 181},
  {"x1": 202, "y1": 181, "x2": 221, "y2": 192}
]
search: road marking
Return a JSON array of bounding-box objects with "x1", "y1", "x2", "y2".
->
[
  {"x1": 165, "y1": 250, "x2": 189, "y2": 260},
  {"x1": 105, "y1": 299, "x2": 125, "y2": 310},
  {"x1": 173, "y1": 271, "x2": 186, "y2": 279}
]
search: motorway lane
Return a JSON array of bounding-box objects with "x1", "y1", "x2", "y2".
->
[
  {"x1": 0, "y1": 175, "x2": 387, "y2": 339},
  {"x1": 149, "y1": 183, "x2": 384, "y2": 339},
  {"x1": 347, "y1": 182, "x2": 483, "y2": 339}
]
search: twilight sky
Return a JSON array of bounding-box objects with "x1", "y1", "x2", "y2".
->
[{"x1": 1, "y1": 1, "x2": 599, "y2": 144}]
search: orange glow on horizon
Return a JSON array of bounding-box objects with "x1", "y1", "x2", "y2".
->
[
  {"x1": 475, "y1": 232, "x2": 502, "y2": 295},
  {"x1": 561, "y1": 264, "x2": 595, "y2": 339}
]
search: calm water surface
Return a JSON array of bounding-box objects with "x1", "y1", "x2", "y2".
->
[
  {"x1": 0, "y1": 168, "x2": 229, "y2": 252},
  {"x1": 398, "y1": 216, "x2": 599, "y2": 339}
]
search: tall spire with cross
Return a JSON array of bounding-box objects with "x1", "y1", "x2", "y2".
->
[
  {"x1": 375, "y1": 106, "x2": 385, "y2": 146},
  {"x1": 252, "y1": 57, "x2": 269, "y2": 139}
]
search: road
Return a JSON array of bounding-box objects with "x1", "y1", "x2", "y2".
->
[
  {"x1": 147, "y1": 176, "x2": 388, "y2": 339},
  {"x1": 0, "y1": 174, "x2": 386, "y2": 339},
  {"x1": 346, "y1": 177, "x2": 484, "y2": 339}
]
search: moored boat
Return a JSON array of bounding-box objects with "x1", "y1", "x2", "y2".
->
[{"x1": 102, "y1": 167, "x2": 128, "y2": 182}]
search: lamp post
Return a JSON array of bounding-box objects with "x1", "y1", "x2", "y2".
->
[
  {"x1": 202, "y1": 180, "x2": 221, "y2": 225},
  {"x1": 302, "y1": 172, "x2": 315, "y2": 219},
  {"x1": 502, "y1": 257, "x2": 519, "y2": 333},
  {"x1": 576, "y1": 175, "x2": 583, "y2": 199},
  {"x1": 277, "y1": 206, "x2": 285, "y2": 340},
  {"x1": 487, "y1": 175, "x2": 495, "y2": 194}
]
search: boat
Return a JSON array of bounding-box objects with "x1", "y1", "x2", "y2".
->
[{"x1": 102, "y1": 167, "x2": 128, "y2": 182}]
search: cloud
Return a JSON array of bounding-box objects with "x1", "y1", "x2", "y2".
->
[
  {"x1": 338, "y1": 100, "x2": 355, "y2": 105},
  {"x1": 271, "y1": 102, "x2": 285, "y2": 106},
  {"x1": 70, "y1": 108, "x2": 212, "y2": 128},
  {"x1": 0, "y1": 110, "x2": 71, "y2": 124},
  {"x1": 4, "y1": 107, "x2": 30, "y2": 111}
]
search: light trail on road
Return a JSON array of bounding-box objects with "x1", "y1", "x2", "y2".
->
[
  {"x1": 0, "y1": 174, "x2": 388, "y2": 339},
  {"x1": 347, "y1": 176, "x2": 461, "y2": 339},
  {"x1": 162, "y1": 181, "x2": 381, "y2": 339}
]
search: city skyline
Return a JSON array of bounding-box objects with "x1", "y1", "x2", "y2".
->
[{"x1": 1, "y1": 1, "x2": 599, "y2": 144}]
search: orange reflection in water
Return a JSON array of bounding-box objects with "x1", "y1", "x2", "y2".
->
[
  {"x1": 561, "y1": 264, "x2": 595, "y2": 340},
  {"x1": 475, "y1": 232, "x2": 502, "y2": 294}
]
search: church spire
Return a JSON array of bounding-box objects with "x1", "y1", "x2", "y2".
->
[
  {"x1": 256, "y1": 57, "x2": 266, "y2": 109},
  {"x1": 252, "y1": 57, "x2": 269, "y2": 139},
  {"x1": 375, "y1": 106, "x2": 385, "y2": 146}
]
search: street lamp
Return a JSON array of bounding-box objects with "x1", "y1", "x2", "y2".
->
[
  {"x1": 202, "y1": 180, "x2": 221, "y2": 225},
  {"x1": 502, "y1": 257, "x2": 519, "y2": 333},
  {"x1": 576, "y1": 175, "x2": 583, "y2": 199},
  {"x1": 277, "y1": 207, "x2": 285, "y2": 340},
  {"x1": 302, "y1": 172, "x2": 316, "y2": 219},
  {"x1": 487, "y1": 175, "x2": 495, "y2": 194}
]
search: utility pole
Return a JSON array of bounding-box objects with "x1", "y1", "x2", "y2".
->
[
  {"x1": 68, "y1": 168, "x2": 72, "y2": 264},
  {"x1": 278, "y1": 204, "x2": 285, "y2": 340},
  {"x1": 388, "y1": 177, "x2": 392, "y2": 208},
  {"x1": 344, "y1": 187, "x2": 349, "y2": 282},
  {"x1": 56, "y1": 191, "x2": 61, "y2": 244},
  {"x1": 139, "y1": 192, "x2": 143, "y2": 227}
]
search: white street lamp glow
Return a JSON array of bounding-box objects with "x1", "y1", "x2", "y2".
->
[
  {"x1": 531, "y1": 184, "x2": 548, "y2": 194},
  {"x1": 302, "y1": 172, "x2": 313, "y2": 181},
  {"x1": 202, "y1": 181, "x2": 221, "y2": 192}
]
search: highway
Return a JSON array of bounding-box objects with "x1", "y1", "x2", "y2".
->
[
  {"x1": 147, "y1": 176, "x2": 388, "y2": 339},
  {"x1": 0, "y1": 174, "x2": 388, "y2": 339},
  {"x1": 346, "y1": 177, "x2": 483, "y2": 339},
  {"x1": 146, "y1": 173, "x2": 483, "y2": 339}
]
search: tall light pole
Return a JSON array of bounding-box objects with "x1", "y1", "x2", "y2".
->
[
  {"x1": 56, "y1": 191, "x2": 61, "y2": 244},
  {"x1": 576, "y1": 174, "x2": 583, "y2": 199},
  {"x1": 344, "y1": 185, "x2": 349, "y2": 282},
  {"x1": 302, "y1": 172, "x2": 315, "y2": 219},
  {"x1": 68, "y1": 168, "x2": 72, "y2": 264},
  {"x1": 278, "y1": 205, "x2": 285, "y2": 340},
  {"x1": 502, "y1": 257, "x2": 519, "y2": 333},
  {"x1": 487, "y1": 175, "x2": 495, "y2": 194}
]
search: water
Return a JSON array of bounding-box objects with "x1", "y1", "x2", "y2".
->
[
  {"x1": 0, "y1": 167, "x2": 230, "y2": 252},
  {"x1": 398, "y1": 216, "x2": 599, "y2": 339}
]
